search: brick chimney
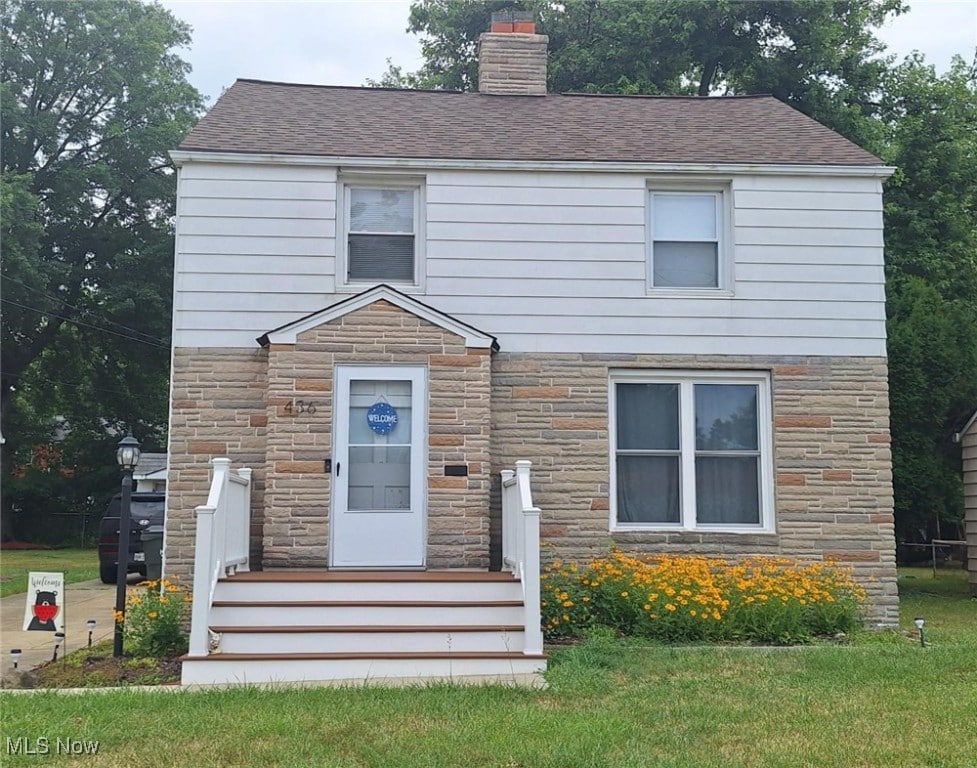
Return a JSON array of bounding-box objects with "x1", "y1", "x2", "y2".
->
[{"x1": 478, "y1": 11, "x2": 548, "y2": 96}]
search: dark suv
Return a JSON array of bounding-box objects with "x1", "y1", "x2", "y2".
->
[{"x1": 98, "y1": 493, "x2": 166, "y2": 584}]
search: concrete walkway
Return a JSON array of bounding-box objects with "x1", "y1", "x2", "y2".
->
[{"x1": 0, "y1": 576, "x2": 141, "y2": 672}]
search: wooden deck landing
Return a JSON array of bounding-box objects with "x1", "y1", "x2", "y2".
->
[{"x1": 225, "y1": 570, "x2": 517, "y2": 583}]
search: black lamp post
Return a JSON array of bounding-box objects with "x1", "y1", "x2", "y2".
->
[{"x1": 113, "y1": 434, "x2": 141, "y2": 657}]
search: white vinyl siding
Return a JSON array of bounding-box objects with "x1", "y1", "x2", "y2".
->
[
  {"x1": 172, "y1": 163, "x2": 887, "y2": 356},
  {"x1": 173, "y1": 162, "x2": 337, "y2": 344},
  {"x1": 609, "y1": 370, "x2": 774, "y2": 533}
]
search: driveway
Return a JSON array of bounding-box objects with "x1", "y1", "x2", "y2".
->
[{"x1": 1, "y1": 576, "x2": 141, "y2": 672}]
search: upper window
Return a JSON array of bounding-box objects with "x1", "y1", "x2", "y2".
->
[
  {"x1": 610, "y1": 371, "x2": 773, "y2": 532},
  {"x1": 649, "y1": 191, "x2": 723, "y2": 289},
  {"x1": 343, "y1": 183, "x2": 423, "y2": 286}
]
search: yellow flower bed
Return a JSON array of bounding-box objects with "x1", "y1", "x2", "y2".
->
[
  {"x1": 542, "y1": 551, "x2": 865, "y2": 644},
  {"x1": 116, "y1": 578, "x2": 191, "y2": 657}
]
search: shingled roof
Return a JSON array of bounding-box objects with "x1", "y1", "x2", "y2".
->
[{"x1": 178, "y1": 79, "x2": 883, "y2": 167}]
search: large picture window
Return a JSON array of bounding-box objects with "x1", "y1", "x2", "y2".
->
[
  {"x1": 343, "y1": 182, "x2": 422, "y2": 286},
  {"x1": 649, "y1": 191, "x2": 723, "y2": 289},
  {"x1": 611, "y1": 372, "x2": 773, "y2": 531}
]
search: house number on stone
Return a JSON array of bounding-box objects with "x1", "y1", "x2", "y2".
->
[{"x1": 283, "y1": 400, "x2": 317, "y2": 416}]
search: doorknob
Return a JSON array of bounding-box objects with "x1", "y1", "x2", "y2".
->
[{"x1": 336, "y1": 461, "x2": 341, "y2": 477}]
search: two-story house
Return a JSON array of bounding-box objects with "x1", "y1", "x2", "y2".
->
[{"x1": 167, "y1": 20, "x2": 898, "y2": 686}]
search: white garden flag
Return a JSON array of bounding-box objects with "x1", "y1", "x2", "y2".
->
[{"x1": 22, "y1": 571, "x2": 65, "y2": 632}]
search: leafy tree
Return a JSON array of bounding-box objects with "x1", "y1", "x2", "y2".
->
[
  {"x1": 1, "y1": 0, "x2": 202, "y2": 539},
  {"x1": 881, "y1": 56, "x2": 977, "y2": 540},
  {"x1": 885, "y1": 278, "x2": 977, "y2": 539},
  {"x1": 882, "y1": 56, "x2": 977, "y2": 302},
  {"x1": 383, "y1": 1, "x2": 977, "y2": 539},
  {"x1": 379, "y1": 0, "x2": 902, "y2": 146}
]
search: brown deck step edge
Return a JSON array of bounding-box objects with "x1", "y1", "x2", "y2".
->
[
  {"x1": 211, "y1": 600, "x2": 524, "y2": 608},
  {"x1": 182, "y1": 651, "x2": 548, "y2": 661},
  {"x1": 208, "y1": 624, "x2": 525, "y2": 634},
  {"x1": 223, "y1": 570, "x2": 518, "y2": 583}
]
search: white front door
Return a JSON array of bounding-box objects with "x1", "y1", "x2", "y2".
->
[{"x1": 331, "y1": 366, "x2": 426, "y2": 568}]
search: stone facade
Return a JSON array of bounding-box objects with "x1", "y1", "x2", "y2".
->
[
  {"x1": 165, "y1": 320, "x2": 898, "y2": 622},
  {"x1": 490, "y1": 353, "x2": 898, "y2": 624},
  {"x1": 164, "y1": 347, "x2": 268, "y2": 580},
  {"x1": 477, "y1": 32, "x2": 548, "y2": 95},
  {"x1": 262, "y1": 299, "x2": 491, "y2": 569}
]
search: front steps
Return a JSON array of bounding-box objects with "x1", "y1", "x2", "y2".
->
[{"x1": 180, "y1": 571, "x2": 547, "y2": 687}]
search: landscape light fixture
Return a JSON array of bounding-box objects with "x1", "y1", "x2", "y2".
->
[
  {"x1": 913, "y1": 616, "x2": 925, "y2": 648},
  {"x1": 86, "y1": 619, "x2": 96, "y2": 648},
  {"x1": 116, "y1": 434, "x2": 141, "y2": 471},
  {"x1": 10, "y1": 648, "x2": 21, "y2": 670},
  {"x1": 114, "y1": 434, "x2": 141, "y2": 657},
  {"x1": 52, "y1": 632, "x2": 65, "y2": 662}
]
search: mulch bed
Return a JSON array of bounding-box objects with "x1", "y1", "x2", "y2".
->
[{"x1": 4, "y1": 649, "x2": 183, "y2": 689}]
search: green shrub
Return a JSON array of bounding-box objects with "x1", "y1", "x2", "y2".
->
[{"x1": 115, "y1": 578, "x2": 190, "y2": 657}]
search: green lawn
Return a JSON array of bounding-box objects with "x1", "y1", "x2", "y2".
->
[
  {"x1": 896, "y1": 565, "x2": 975, "y2": 639},
  {"x1": 2, "y1": 567, "x2": 975, "y2": 768},
  {"x1": 0, "y1": 548, "x2": 99, "y2": 597}
]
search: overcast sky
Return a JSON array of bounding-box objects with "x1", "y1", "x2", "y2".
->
[{"x1": 158, "y1": 0, "x2": 977, "y2": 106}]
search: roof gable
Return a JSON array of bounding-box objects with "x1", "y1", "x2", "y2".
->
[
  {"x1": 133, "y1": 452, "x2": 167, "y2": 478},
  {"x1": 178, "y1": 80, "x2": 883, "y2": 168},
  {"x1": 257, "y1": 285, "x2": 498, "y2": 349},
  {"x1": 960, "y1": 409, "x2": 977, "y2": 438}
]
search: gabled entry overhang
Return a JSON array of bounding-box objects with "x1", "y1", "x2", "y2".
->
[{"x1": 256, "y1": 284, "x2": 499, "y2": 350}]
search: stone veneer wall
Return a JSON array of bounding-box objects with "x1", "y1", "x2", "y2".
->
[
  {"x1": 164, "y1": 347, "x2": 268, "y2": 583},
  {"x1": 477, "y1": 32, "x2": 548, "y2": 95},
  {"x1": 263, "y1": 300, "x2": 492, "y2": 569},
  {"x1": 164, "y1": 340, "x2": 898, "y2": 622},
  {"x1": 491, "y1": 353, "x2": 899, "y2": 624}
]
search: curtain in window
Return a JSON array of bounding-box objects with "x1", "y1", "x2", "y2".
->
[
  {"x1": 617, "y1": 455, "x2": 680, "y2": 522},
  {"x1": 694, "y1": 384, "x2": 760, "y2": 524},
  {"x1": 695, "y1": 456, "x2": 760, "y2": 524},
  {"x1": 348, "y1": 235, "x2": 414, "y2": 281},
  {"x1": 616, "y1": 383, "x2": 680, "y2": 523}
]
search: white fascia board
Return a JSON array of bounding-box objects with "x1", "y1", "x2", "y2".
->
[
  {"x1": 260, "y1": 285, "x2": 497, "y2": 349},
  {"x1": 169, "y1": 150, "x2": 895, "y2": 179},
  {"x1": 133, "y1": 462, "x2": 168, "y2": 480},
  {"x1": 961, "y1": 409, "x2": 977, "y2": 438},
  {"x1": 134, "y1": 468, "x2": 168, "y2": 479}
]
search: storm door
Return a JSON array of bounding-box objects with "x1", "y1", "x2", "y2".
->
[{"x1": 331, "y1": 366, "x2": 426, "y2": 567}]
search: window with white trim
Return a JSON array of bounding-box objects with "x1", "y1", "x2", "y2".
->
[
  {"x1": 610, "y1": 371, "x2": 773, "y2": 531},
  {"x1": 649, "y1": 191, "x2": 723, "y2": 289},
  {"x1": 343, "y1": 182, "x2": 423, "y2": 286}
]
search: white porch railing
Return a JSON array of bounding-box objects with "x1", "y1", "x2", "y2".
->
[
  {"x1": 501, "y1": 460, "x2": 544, "y2": 656},
  {"x1": 188, "y1": 458, "x2": 253, "y2": 657}
]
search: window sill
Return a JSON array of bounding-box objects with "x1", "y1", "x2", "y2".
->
[
  {"x1": 611, "y1": 524, "x2": 776, "y2": 536},
  {"x1": 645, "y1": 288, "x2": 735, "y2": 299},
  {"x1": 337, "y1": 281, "x2": 426, "y2": 294}
]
